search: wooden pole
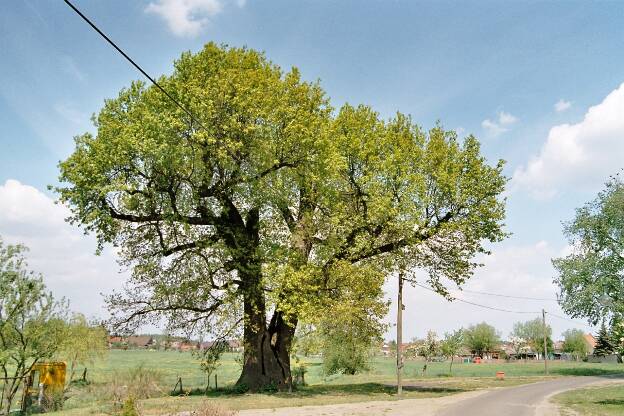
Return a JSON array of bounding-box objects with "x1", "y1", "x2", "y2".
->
[
  {"x1": 397, "y1": 271, "x2": 404, "y2": 396},
  {"x1": 542, "y1": 309, "x2": 548, "y2": 375}
]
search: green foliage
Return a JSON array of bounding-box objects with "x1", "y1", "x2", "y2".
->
[
  {"x1": 291, "y1": 364, "x2": 307, "y2": 386},
  {"x1": 553, "y1": 177, "x2": 624, "y2": 324},
  {"x1": 594, "y1": 321, "x2": 614, "y2": 356},
  {"x1": 55, "y1": 42, "x2": 508, "y2": 386},
  {"x1": 416, "y1": 331, "x2": 441, "y2": 362},
  {"x1": 463, "y1": 322, "x2": 500, "y2": 357},
  {"x1": 231, "y1": 382, "x2": 249, "y2": 394},
  {"x1": 512, "y1": 318, "x2": 552, "y2": 355},
  {"x1": 58, "y1": 313, "x2": 108, "y2": 383},
  {"x1": 292, "y1": 324, "x2": 322, "y2": 358},
  {"x1": 120, "y1": 396, "x2": 140, "y2": 416},
  {"x1": 0, "y1": 237, "x2": 67, "y2": 413},
  {"x1": 610, "y1": 318, "x2": 624, "y2": 355},
  {"x1": 562, "y1": 329, "x2": 590, "y2": 360},
  {"x1": 440, "y1": 329, "x2": 464, "y2": 374}
]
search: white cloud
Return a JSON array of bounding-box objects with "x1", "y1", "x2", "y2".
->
[
  {"x1": 0, "y1": 180, "x2": 126, "y2": 319},
  {"x1": 482, "y1": 110, "x2": 518, "y2": 137},
  {"x1": 384, "y1": 240, "x2": 594, "y2": 341},
  {"x1": 54, "y1": 101, "x2": 86, "y2": 125},
  {"x1": 513, "y1": 82, "x2": 624, "y2": 199},
  {"x1": 146, "y1": 0, "x2": 224, "y2": 37},
  {"x1": 554, "y1": 99, "x2": 572, "y2": 113}
]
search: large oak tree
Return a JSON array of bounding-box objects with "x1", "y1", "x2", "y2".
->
[
  {"x1": 553, "y1": 177, "x2": 624, "y2": 324},
  {"x1": 56, "y1": 43, "x2": 507, "y2": 390}
]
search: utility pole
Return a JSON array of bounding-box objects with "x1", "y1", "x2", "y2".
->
[
  {"x1": 396, "y1": 270, "x2": 404, "y2": 396},
  {"x1": 542, "y1": 309, "x2": 548, "y2": 375}
]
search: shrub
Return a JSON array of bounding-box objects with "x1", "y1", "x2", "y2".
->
[
  {"x1": 231, "y1": 383, "x2": 248, "y2": 394},
  {"x1": 91, "y1": 364, "x2": 166, "y2": 410},
  {"x1": 191, "y1": 401, "x2": 237, "y2": 416},
  {"x1": 120, "y1": 396, "x2": 140, "y2": 416}
]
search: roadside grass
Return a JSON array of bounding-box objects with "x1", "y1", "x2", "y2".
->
[
  {"x1": 48, "y1": 350, "x2": 624, "y2": 415},
  {"x1": 554, "y1": 383, "x2": 624, "y2": 416}
]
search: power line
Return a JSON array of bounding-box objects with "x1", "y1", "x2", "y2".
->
[
  {"x1": 458, "y1": 288, "x2": 558, "y2": 302},
  {"x1": 413, "y1": 282, "x2": 541, "y2": 315},
  {"x1": 546, "y1": 311, "x2": 594, "y2": 328},
  {"x1": 62, "y1": 0, "x2": 207, "y2": 131}
]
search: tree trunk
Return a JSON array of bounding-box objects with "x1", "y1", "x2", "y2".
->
[{"x1": 236, "y1": 278, "x2": 295, "y2": 392}]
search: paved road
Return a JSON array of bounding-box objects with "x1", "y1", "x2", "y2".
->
[{"x1": 437, "y1": 376, "x2": 606, "y2": 416}]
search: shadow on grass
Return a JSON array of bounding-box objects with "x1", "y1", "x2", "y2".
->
[
  {"x1": 551, "y1": 368, "x2": 624, "y2": 377},
  {"x1": 595, "y1": 399, "x2": 624, "y2": 405},
  {"x1": 181, "y1": 382, "x2": 467, "y2": 398}
]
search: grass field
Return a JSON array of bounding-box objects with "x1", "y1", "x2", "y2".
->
[
  {"x1": 554, "y1": 383, "x2": 624, "y2": 415},
  {"x1": 48, "y1": 350, "x2": 624, "y2": 415}
]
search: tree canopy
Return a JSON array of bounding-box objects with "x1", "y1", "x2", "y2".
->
[
  {"x1": 511, "y1": 318, "x2": 552, "y2": 356},
  {"x1": 56, "y1": 43, "x2": 507, "y2": 390},
  {"x1": 0, "y1": 238, "x2": 66, "y2": 412},
  {"x1": 553, "y1": 177, "x2": 624, "y2": 324},
  {"x1": 594, "y1": 321, "x2": 614, "y2": 356},
  {"x1": 561, "y1": 329, "x2": 589, "y2": 360},
  {"x1": 463, "y1": 322, "x2": 500, "y2": 357}
]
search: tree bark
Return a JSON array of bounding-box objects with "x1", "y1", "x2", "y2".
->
[{"x1": 235, "y1": 267, "x2": 295, "y2": 392}]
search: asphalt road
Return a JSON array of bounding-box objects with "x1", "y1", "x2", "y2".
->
[{"x1": 436, "y1": 376, "x2": 605, "y2": 416}]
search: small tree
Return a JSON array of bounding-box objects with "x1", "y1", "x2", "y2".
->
[
  {"x1": 508, "y1": 335, "x2": 528, "y2": 360},
  {"x1": 0, "y1": 238, "x2": 66, "y2": 413},
  {"x1": 320, "y1": 318, "x2": 382, "y2": 376},
  {"x1": 611, "y1": 319, "x2": 624, "y2": 356},
  {"x1": 512, "y1": 318, "x2": 552, "y2": 359},
  {"x1": 562, "y1": 329, "x2": 589, "y2": 360},
  {"x1": 58, "y1": 313, "x2": 108, "y2": 384},
  {"x1": 292, "y1": 325, "x2": 322, "y2": 358},
  {"x1": 440, "y1": 329, "x2": 463, "y2": 375},
  {"x1": 416, "y1": 331, "x2": 440, "y2": 376},
  {"x1": 594, "y1": 321, "x2": 614, "y2": 356},
  {"x1": 194, "y1": 341, "x2": 228, "y2": 391},
  {"x1": 464, "y1": 322, "x2": 500, "y2": 358}
]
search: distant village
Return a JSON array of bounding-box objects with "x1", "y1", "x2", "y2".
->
[
  {"x1": 381, "y1": 332, "x2": 602, "y2": 362},
  {"x1": 107, "y1": 335, "x2": 242, "y2": 352},
  {"x1": 109, "y1": 331, "x2": 601, "y2": 362}
]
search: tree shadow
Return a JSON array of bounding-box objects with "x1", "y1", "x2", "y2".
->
[
  {"x1": 595, "y1": 399, "x2": 624, "y2": 405},
  {"x1": 551, "y1": 368, "x2": 624, "y2": 377},
  {"x1": 186, "y1": 382, "x2": 467, "y2": 398}
]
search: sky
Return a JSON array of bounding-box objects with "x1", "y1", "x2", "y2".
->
[{"x1": 2, "y1": 0, "x2": 624, "y2": 341}]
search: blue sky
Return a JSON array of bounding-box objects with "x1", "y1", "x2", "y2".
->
[{"x1": 2, "y1": 0, "x2": 624, "y2": 339}]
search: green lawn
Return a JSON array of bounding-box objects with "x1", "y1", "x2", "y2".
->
[
  {"x1": 48, "y1": 350, "x2": 624, "y2": 415},
  {"x1": 554, "y1": 383, "x2": 624, "y2": 415}
]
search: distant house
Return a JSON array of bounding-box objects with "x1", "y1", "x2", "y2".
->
[
  {"x1": 177, "y1": 341, "x2": 199, "y2": 352},
  {"x1": 227, "y1": 340, "x2": 243, "y2": 352},
  {"x1": 107, "y1": 335, "x2": 155, "y2": 349},
  {"x1": 127, "y1": 336, "x2": 155, "y2": 349},
  {"x1": 584, "y1": 333, "x2": 597, "y2": 354},
  {"x1": 199, "y1": 340, "x2": 243, "y2": 353},
  {"x1": 108, "y1": 336, "x2": 124, "y2": 348}
]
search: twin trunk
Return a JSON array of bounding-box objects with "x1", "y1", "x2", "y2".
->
[{"x1": 235, "y1": 282, "x2": 297, "y2": 392}]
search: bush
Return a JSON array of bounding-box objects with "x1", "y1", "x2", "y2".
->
[
  {"x1": 91, "y1": 364, "x2": 166, "y2": 410},
  {"x1": 190, "y1": 401, "x2": 237, "y2": 416},
  {"x1": 292, "y1": 365, "x2": 307, "y2": 386},
  {"x1": 120, "y1": 396, "x2": 140, "y2": 416},
  {"x1": 231, "y1": 383, "x2": 248, "y2": 394}
]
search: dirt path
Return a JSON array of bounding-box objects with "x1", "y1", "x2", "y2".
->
[
  {"x1": 436, "y1": 376, "x2": 606, "y2": 416},
  {"x1": 236, "y1": 390, "x2": 487, "y2": 416},
  {"x1": 232, "y1": 377, "x2": 623, "y2": 416}
]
